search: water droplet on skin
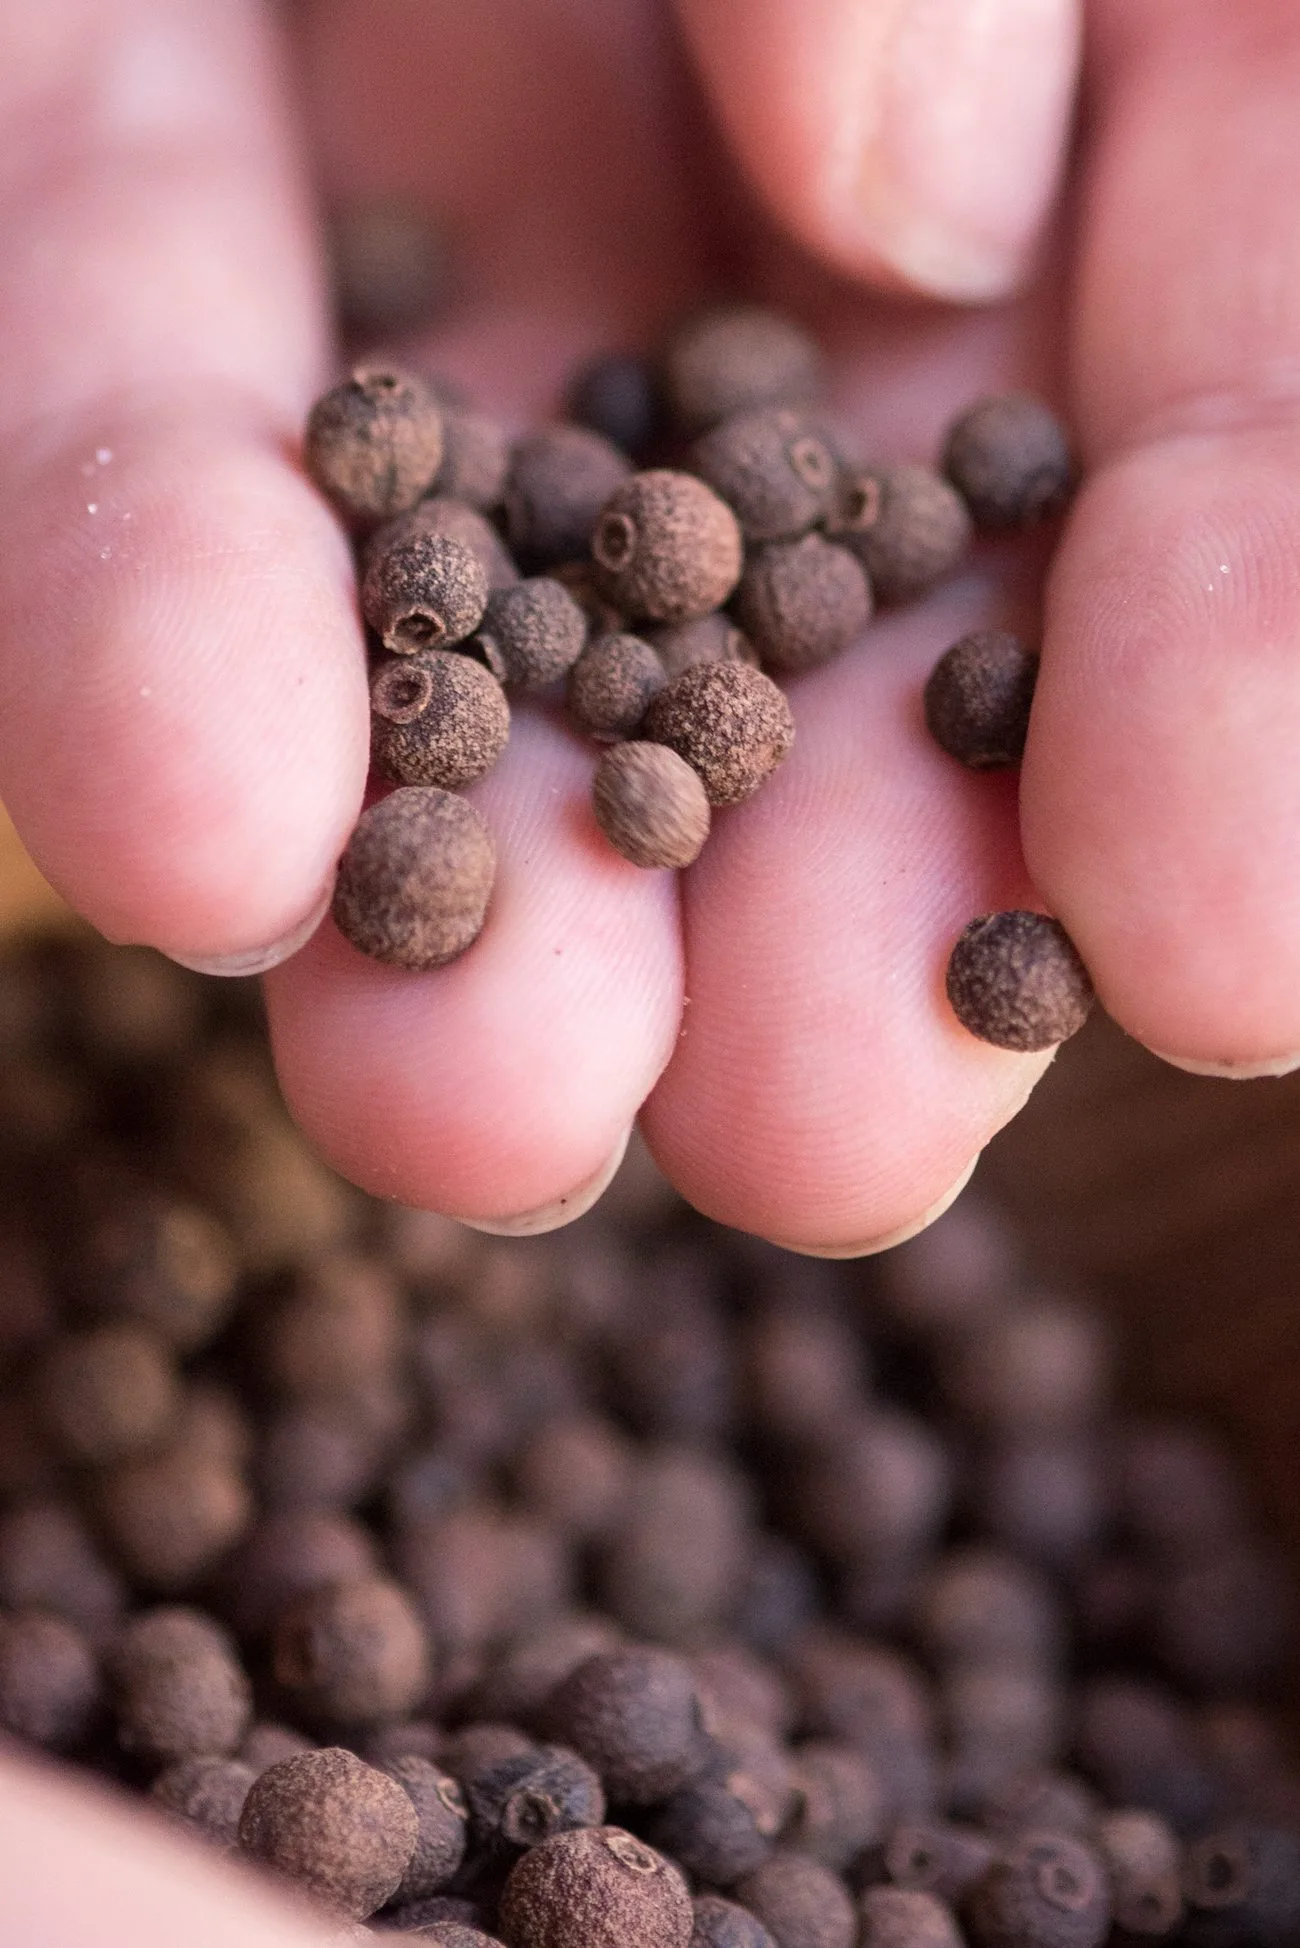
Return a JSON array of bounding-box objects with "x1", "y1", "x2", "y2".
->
[
  {"x1": 99, "y1": 548, "x2": 111, "y2": 561},
  {"x1": 86, "y1": 504, "x2": 98, "y2": 515},
  {"x1": 96, "y1": 447, "x2": 113, "y2": 465}
]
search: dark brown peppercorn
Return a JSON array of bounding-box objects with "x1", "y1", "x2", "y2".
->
[
  {"x1": 512, "y1": 1417, "x2": 634, "y2": 1542},
  {"x1": 111, "y1": 1607, "x2": 251, "y2": 1762},
  {"x1": 732, "y1": 1851, "x2": 857, "y2": 1948},
  {"x1": 942, "y1": 397, "x2": 1075, "y2": 531},
  {"x1": 441, "y1": 1723, "x2": 538, "y2": 1786},
  {"x1": 472, "y1": 578, "x2": 589, "y2": 691},
  {"x1": 914, "y1": 1548, "x2": 1062, "y2": 1670},
  {"x1": 95, "y1": 1442, "x2": 252, "y2": 1592},
  {"x1": 469, "y1": 1615, "x2": 626, "y2": 1723},
  {"x1": 884, "y1": 1820, "x2": 997, "y2": 1904},
  {"x1": 542, "y1": 1647, "x2": 708, "y2": 1805},
  {"x1": 382, "y1": 1896, "x2": 490, "y2": 1938},
  {"x1": 786, "y1": 1742, "x2": 887, "y2": 1870},
  {"x1": 371, "y1": 651, "x2": 510, "y2": 789},
  {"x1": 499, "y1": 1826, "x2": 693, "y2": 1948},
  {"x1": 306, "y1": 368, "x2": 444, "y2": 527},
  {"x1": 467, "y1": 1744, "x2": 606, "y2": 1854},
  {"x1": 1092, "y1": 1811, "x2": 1182, "y2": 1938},
  {"x1": 946, "y1": 912, "x2": 1094, "y2": 1052},
  {"x1": 648, "y1": 1751, "x2": 788, "y2": 1886},
  {"x1": 791, "y1": 1408, "x2": 950, "y2": 1563},
  {"x1": 692, "y1": 1895, "x2": 779, "y2": 1948},
  {"x1": 1183, "y1": 1827, "x2": 1300, "y2": 1948},
  {"x1": 332, "y1": 787, "x2": 495, "y2": 972},
  {"x1": 0, "y1": 1610, "x2": 99, "y2": 1750},
  {"x1": 663, "y1": 307, "x2": 822, "y2": 435},
  {"x1": 646, "y1": 614, "x2": 756, "y2": 678},
  {"x1": 217, "y1": 1508, "x2": 379, "y2": 1640},
  {"x1": 271, "y1": 1575, "x2": 430, "y2": 1729},
  {"x1": 691, "y1": 409, "x2": 837, "y2": 542},
  {"x1": 567, "y1": 633, "x2": 667, "y2": 739},
  {"x1": 966, "y1": 1833, "x2": 1110, "y2": 1948},
  {"x1": 435, "y1": 408, "x2": 511, "y2": 511},
  {"x1": 592, "y1": 743, "x2": 711, "y2": 870},
  {"x1": 785, "y1": 1631, "x2": 936, "y2": 1818},
  {"x1": 829, "y1": 465, "x2": 971, "y2": 605},
  {"x1": 36, "y1": 1322, "x2": 180, "y2": 1466},
  {"x1": 378, "y1": 1755, "x2": 469, "y2": 1901},
  {"x1": 735, "y1": 534, "x2": 871, "y2": 674},
  {"x1": 980, "y1": 1771, "x2": 1097, "y2": 1840},
  {"x1": 859, "y1": 1889, "x2": 963, "y2": 1948},
  {"x1": 362, "y1": 532, "x2": 490, "y2": 656},
  {"x1": 254, "y1": 1253, "x2": 402, "y2": 1402},
  {"x1": 598, "y1": 1447, "x2": 753, "y2": 1645},
  {"x1": 366, "y1": 498, "x2": 520, "y2": 593},
  {"x1": 404, "y1": 1925, "x2": 507, "y2": 1948},
  {"x1": 242, "y1": 1722, "x2": 316, "y2": 1771},
  {"x1": 67, "y1": 1193, "x2": 239, "y2": 1353},
  {"x1": 0, "y1": 1497, "x2": 126, "y2": 1633},
  {"x1": 238, "y1": 1746, "x2": 419, "y2": 1918},
  {"x1": 151, "y1": 1754, "x2": 256, "y2": 1848},
  {"x1": 592, "y1": 471, "x2": 743, "y2": 623},
  {"x1": 567, "y1": 353, "x2": 665, "y2": 463},
  {"x1": 504, "y1": 426, "x2": 633, "y2": 568},
  {"x1": 642, "y1": 662, "x2": 794, "y2": 807},
  {"x1": 924, "y1": 632, "x2": 1038, "y2": 770}
]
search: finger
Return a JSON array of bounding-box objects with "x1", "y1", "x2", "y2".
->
[
  {"x1": 0, "y1": 0, "x2": 367, "y2": 967},
  {"x1": 1022, "y1": 0, "x2": 1300, "y2": 1072},
  {"x1": 670, "y1": 0, "x2": 1082, "y2": 302},
  {"x1": 265, "y1": 710, "x2": 683, "y2": 1223},
  {"x1": 641, "y1": 571, "x2": 1054, "y2": 1255},
  {"x1": 0, "y1": 1748, "x2": 341, "y2": 1947}
]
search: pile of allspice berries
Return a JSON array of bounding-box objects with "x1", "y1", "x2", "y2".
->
[
  {"x1": 0, "y1": 930, "x2": 1296, "y2": 1942},
  {"x1": 304, "y1": 304, "x2": 1092, "y2": 1057}
]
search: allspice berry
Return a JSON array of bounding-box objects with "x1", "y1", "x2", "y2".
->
[
  {"x1": 504, "y1": 426, "x2": 633, "y2": 567},
  {"x1": 642, "y1": 663, "x2": 795, "y2": 806},
  {"x1": 1182, "y1": 1826, "x2": 1300, "y2": 1948},
  {"x1": 648, "y1": 1757, "x2": 787, "y2": 1887},
  {"x1": 1092, "y1": 1810, "x2": 1182, "y2": 1937},
  {"x1": 692, "y1": 1895, "x2": 779, "y2": 1948},
  {"x1": 786, "y1": 1742, "x2": 887, "y2": 1870},
  {"x1": 435, "y1": 407, "x2": 511, "y2": 511},
  {"x1": 366, "y1": 498, "x2": 520, "y2": 592},
  {"x1": 0, "y1": 1610, "x2": 100, "y2": 1751},
  {"x1": 884, "y1": 1820, "x2": 997, "y2": 1904},
  {"x1": 68, "y1": 1193, "x2": 239, "y2": 1353},
  {"x1": 942, "y1": 396, "x2": 1075, "y2": 530},
  {"x1": 371, "y1": 652, "x2": 510, "y2": 789},
  {"x1": 735, "y1": 534, "x2": 871, "y2": 674},
  {"x1": 830, "y1": 464, "x2": 972, "y2": 605},
  {"x1": 271, "y1": 1575, "x2": 430, "y2": 1729},
  {"x1": 567, "y1": 353, "x2": 665, "y2": 462},
  {"x1": 592, "y1": 743, "x2": 711, "y2": 870},
  {"x1": 238, "y1": 1746, "x2": 419, "y2": 1919},
  {"x1": 377, "y1": 1755, "x2": 469, "y2": 1901},
  {"x1": 467, "y1": 1744, "x2": 606, "y2": 1853},
  {"x1": 543, "y1": 1647, "x2": 708, "y2": 1805},
  {"x1": 924, "y1": 632, "x2": 1038, "y2": 771},
  {"x1": 945, "y1": 912, "x2": 1094, "y2": 1052},
  {"x1": 966, "y1": 1835, "x2": 1111, "y2": 1948},
  {"x1": 499, "y1": 1825, "x2": 693, "y2": 1948},
  {"x1": 647, "y1": 614, "x2": 755, "y2": 678},
  {"x1": 305, "y1": 368, "x2": 444, "y2": 526},
  {"x1": 474, "y1": 579, "x2": 589, "y2": 691},
  {"x1": 95, "y1": 1441, "x2": 252, "y2": 1592},
  {"x1": 111, "y1": 1607, "x2": 251, "y2": 1763},
  {"x1": 151, "y1": 1754, "x2": 257, "y2": 1849},
  {"x1": 690, "y1": 409, "x2": 837, "y2": 542},
  {"x1": 361, "y1": 531, "x2": 489, "y2": 655},
  {"x1": 331, "y1": 788, "x2": 495, "y2": 972},
  {"x1": 568, "y1": 633, "x2": 667, "y2": 739},
  {"x1": 592, "y1": 471, "x2": 743, "y2": 624},
  {"x1": 36, "y1": 1322, "x2": 180, "y2": 1466},
  {"x1": 663, "y1": 306, "x2": 822, "y2": 434},
  {"x1": 732, "y1": 1851, "x2": 857, "y2": 1948},
  {"x1": 859, "y1": 1889, "x2": 963, "y2": 1948}
]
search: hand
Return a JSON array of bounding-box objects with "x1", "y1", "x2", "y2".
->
[{"x1": 1, "y1": 0, "x2": 1297, "y2": 1255}]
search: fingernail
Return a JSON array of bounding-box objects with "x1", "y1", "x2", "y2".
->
[
  {"x1": 771, "y1": 1153, "x2": 981, "y2": 1260},
  {"x1": 828, "y1": 0, "x2": 1080, "y2": 300},
  {"x1": 460, "y1": 1127, "x2": 634, "y2": 1238},
  {"x1": 167, "y1": 878, "x2": 335, "y2": 978},
  {"x1": 1151, "y1": 1048, "x2": 1300, "y2": 1081}
]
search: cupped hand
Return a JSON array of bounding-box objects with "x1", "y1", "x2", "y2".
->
[{"x1": 1, "y1": 0, "x2": 1297, "y2": 1254}]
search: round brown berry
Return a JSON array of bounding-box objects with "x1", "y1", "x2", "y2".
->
[
  {"x1": 592, "y1": 472, "x2": 743, "y2": 624},
  {"x1": 924, "y1": 632, "x2": 1038, "y2": 771},
  {"x1": 271, "y1": 1575, "x2": 430, "y2": 1729},
  {"x1": 942, "y1": 397, "x2": 1075, "y2": 531},
  {"x1": 642, "y1": 663, "x2": 794, "y2": 807},
  {"x1": 371, "y1": 652, "x2": 510, "y2": 789},
  {"x1": 735, "y1": 535, "x2": 871, "y2": 674},
  {"x1": 504, "y1": 426, "x2": 633, "y2": 567},
  {"x1": 945, "y1": 912, "x2": 1094, "y2": 1052},
  {"x1": 499, "y1": 1825, "x2": 693, "y2": 1948},
  {"x1": 830, "y1": 464, "x2": 972, "y2": 605},
  {"x1": 592, "y1": 743, "x2": 711, "y2": 870},
  {"x1": 238, "y1": 1746, "x2": 419, "y2": 1918},
  {"x1": 475, "y1": 579, "x2": 589, "y2": 691},
  {"x1": 305, "y1": 367, "x2": 444, "y2": 526},
  {"x1": 332, "y1": 788, "x2": 495, "y2": 972},
  {"x1": 663, "y1": 306, "x2": 822, "y2": 434},
  {"x1": 568, "y1": 634, "x2": 667, "y2": 739},
  {"x1": 362, "y1": 532, "x2": 489, "y2": 655},
  {"x1": 691, "y1": 409, "x2": 837, "y2": 542}
]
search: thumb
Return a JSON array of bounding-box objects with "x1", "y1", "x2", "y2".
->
[{"x1": 673, "y1": 0, "x2": 1082, "y2": 302}]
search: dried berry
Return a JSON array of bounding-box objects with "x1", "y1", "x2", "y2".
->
[
  {"x1": 647, "y1": 614, "x2": 756, "y2": 677},
  {"x1": 95, "y1": 1442, "x2": 252, "y2": 1592},
  {"x1": 966, "y1": 1833, "x2": 1110, "y2": 1948},
  {"x1": 598, "y1": 1447, "x2": 753, "y2": 1645},
  {"x1": 884, "y1": 1820, "x2": 997, "y2": 1904},
  {"x1": 1092, "y1": 1810, "x2": 1182, "y2": 1938},
  {"x1": 367, "y1": 498, "x2": 520, "y2": 593},
  {"x1": 940, "y1": 1299, "x2": 1110, "y2": 1438},
  {"x1": 0, "y1": 1496, "x2": 126, "y2": 1633},
  {"x1": 859, "y1": 1889, "x2": 963, "y2": 1948},
  {"x1": 0, "y1": 1610, "x2": 99, "y2": 1750},
  {"x1": 642, "y1": 662, "x2": 794, "y2": 806},
  {"x1": 914, "y1": 1549, "x2": 1062, "y2": 1669},
  {"x1": 973, "y1": 1436, "x2": 1106, "y2": 1568},
  {"x1": 567, "y1": 353, "x2": 665, "y2": 462},
  {"x1": 441, "y1": 1723, "x2": 538, "y2": 1787},
  {"x1": 467, "y1": 1744, "x2": 605, "y2": 1853},
  {"x1": 946, "y1": 912, "x2": 1095, "y2": 1052},
  {"x1": 67, "y1": 1193, "x2": 239, "y2": 1353},
  {"x1": 543, "y1": 1647, "x2": 708, "y2": 1805},
  {"x1": 332, "y1": 788, "x2": 495, "y2": 972},
  {"x1": 735, "y1": 534, "x2": 871, "y2": 674},
  {"x1": 504, "y1": 426, "x2": 633, "y2": 568},
  {"x1": 378, "y1": 1755, "x2": 469, "y2": 1901},
  {"x1": 271, "y1": 1575, "x2": 430, "y2": 1729},
  {"x1": 830, "y1": 465, "x2": 971, "y2": 605},
  {"x1": 593, "y1": 472, "x2": 743, "y2": 623},
  {"x1": 499, "y1": 1826, "x2": 693, "y2": 1948},
  {"x1": 692, "y1": 1895, "x2": 779, "y2": 1948},
  {"x1": 242, "y1": 1722, "x2": 316, "y2": 1771},
  {"x1": 472, "y1": 578, "x2": 589, "y2": 691},
  {"x1": 980, "y1": 1770, "x2": 1097, "y2": 1839},
  {"x1": 791, "y1": 1409, "x2": 950, "y2": 1564},
  {"x1": 328, "y1": 197, "x2": 449, "y2": 340},
  {"x1": 306, "y1": 368, "x2": 444, "y2": 526},
  {"x1": 469, "y1": 1616, "x2": 625, "y2": 1724},
  {"x1": 218, "y1": 1509, "x2": 379, "y2": 1640},
  {"x1": 567, "y1": 633, "x2": 667, "y2": 739},
  {"x1": 732, "y1": 1851, "x2": 857, "y2": 1948},
  {"x1": 35, "y1": 1322, "x2": 179, "y2": 1466},
  {"x1": 151, "y1": 1754, "x2": 256, "y2": 1848},
  {"x1": 362, "y1": 532, "x2": 489, "y2": 655},
  {"x1": 786, "y1": 1742, "x2": 887, "y2": 1870},
  {"x1": 691, "y1": 410, "x2": 837, "y2": 542},
  {"x1": 664, "y1": 307, "x2": 822, "y2": 435},
  {"x1": 592, "y1": 743, "x2": 711, "y2": 870},
  {"x1": 371, "y1": 652, "x2": 510, "y2": 789},
  {"x1": 942, "y1": 397, "x2": 1075, "y2": 531},
  {"x1": 435, "y1": 407, "x2": 511, "y2": 510},
  {"x1": 395, "y1": 1502, "x2": 570, "y2": 1655},
  {"x1": 512, "y1": 1417, "x2": 634, "y2": 1542},
  {"x1": 785, "y1": 1632, "x2": 936, "y2": 1818},
  {"x1": 111, "y1": 1607, "x2": 251, "y2": 1762},
  {"x1": 648, "y1": 1750, "x2": 788, "y2": 1886},
  {"x1": 238, "y1": 1747, "x2": 419, "y2": 1918},
  {"x1": 924, "y1": 632, "x2": 1038, "y2": 771}
]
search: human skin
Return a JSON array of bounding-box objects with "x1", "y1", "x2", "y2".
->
[{"x1": 1, "y1": 0, "x2": 1299, "y2": 1270}]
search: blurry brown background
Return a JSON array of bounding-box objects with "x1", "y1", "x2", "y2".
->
[{"x1": 2, "y1": 804, "x2": 1298, "y2": 1553}]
